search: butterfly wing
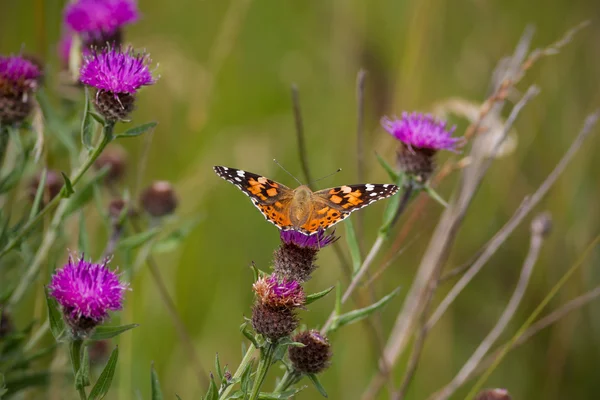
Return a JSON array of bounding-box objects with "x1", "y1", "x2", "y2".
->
[
  {"x1": 213, "y1": 166, "x2": 294, "y2": 230},
  {"x1": 301, "y1": 184, "x2": 400, "y2": 233}
]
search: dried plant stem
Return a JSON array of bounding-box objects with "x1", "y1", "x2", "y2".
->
[
  {"x1": 291, "y1": 85, "x2": 313, "y2": 187},
  {"x1": 356, "y1": 69, "x2": 367, "y2": 238},
  {"x1": 378, "y1": 86, "x2": 538, "y2": 378},
  {"x1": 430, "y1": 215, "x2": 547, "y2": 400},
  {"x1": 427, "y1": 112, "x2": 599, "y2": 332},
  {"x1": 466, "y1": 234, "x2": 600, "y2": 398},
  {"x1": 466, "y1": 285, "x2": 600, "y2": 384},
  {"x1": 131, "y1": 221, "x2": 209, "y2": 389}
]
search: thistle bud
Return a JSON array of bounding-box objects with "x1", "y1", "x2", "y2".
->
[
  {"x1": 273, "y1": 229, "x2": 338, "y2": 283},
  {"x1": 0, "y1": 308, "x2": 14, "y2": 338},
  {"x1": 140, "y1": 181, "x2": 178, "y2": 217},
  {"x1": 475, "y1": 388, "x2": 512, "y2": 400},
  {"x1": 289, "y1": 330, "x2": 332, "y2": 374},
  {"x1": 251, "y1": 274, "x2": 305, "y2": 341},
  {"x1": 0, "y1": 54, "x2": 42, "y2": 125},
  {"x1": 29, "y1": 170, "x2": 63, "y2": 204}
]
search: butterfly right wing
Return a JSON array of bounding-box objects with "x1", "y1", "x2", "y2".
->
[{"x1": 213, "y1": 166, "x2": 294, "y2": 230}]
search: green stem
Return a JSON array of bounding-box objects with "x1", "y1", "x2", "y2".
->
[
  {"x1": 273, "y1": 370, "x2": 300, "y2": 393},
  {"x1": 218, "y1": 343, "x2": 256, "y2": 399},
  {"x1": 70, "y1": 340, "x2": 87, "y2": 400},
  {"x1": 0, "y1": 123, "x2": 113, "y2": 260},
  {"x1": 0, "y1": 125, "x2": 9, "y2": 169},
  {"x1": 249, "y1": 343, "x2": 276, "y2": 400}
]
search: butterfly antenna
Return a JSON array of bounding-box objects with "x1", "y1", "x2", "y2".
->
[
  {"x1": 273, "y1": 159, "x2": 303, "y2": 185},
  {"x1": 310, "y1": 168, "x2": 342, "y2": 185}
]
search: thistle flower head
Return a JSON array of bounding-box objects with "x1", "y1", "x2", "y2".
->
[
  {"x1": 0, "y1": 54, "x2": 42, "y2": 124},
  {"x1": 274, "y1": 229, "x2": 338, "y2": 283},
  {"x1": 79, "y1": 46, "x2": 156, "y2": 121},
  {"x1": 253, "y1": 274, "x2": 305, "y2": 309},
  {"x1": 64, "y1": 0, "x2": 139, "y2": 43},
  {"x1": 80, "y1": 46, "x2": 155, "y2": 95},
  {"x1": 381, "y1": 112, "x2": 460, "y2": 151},
  {"x1": 48, "y1": 254, "x2": 128, "y2": 336},
  {"x1": 280, "y1": 229, "x2": 338, "y2": 250},
  {"x1": 475, "y1": 389, "x2": 512, "y2": 400},
  {"x1": 289, "y1": 330, "x2": 332, "y2": 374}
]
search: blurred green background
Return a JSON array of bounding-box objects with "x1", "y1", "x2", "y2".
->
[{"x1": 2, "y1": 0, "x2": 600, "y2": 399}]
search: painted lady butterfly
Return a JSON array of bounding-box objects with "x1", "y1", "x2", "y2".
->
[{"x1": 213, "y1": 166, "x2": 399, "y2": 235}]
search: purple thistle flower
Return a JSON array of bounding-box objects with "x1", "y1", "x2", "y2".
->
[
  {"x1": 79, "y1": 46, "x2": 156, "y2": 121},
  {"x1": 381, "y1": 112, "x2": 460, "y2": 152},
  {"x1": 253, "y1": 273, "x2": 305, "y2": 309},
  {"x1": 80, "y1": 46, "x2": 155, "y2": 95},
  {"x1": 48, "y1": 255, "x2": 128, "y2": 335},
  {"x1": 0, "y1": 54, "x2": 42, "y2": 124},
  {"x1": 280, "y1": 229, "x2": 339, "y2": 250},
  {"x1": 64, "y1": 0, "x2": 139, "y2": 42}
]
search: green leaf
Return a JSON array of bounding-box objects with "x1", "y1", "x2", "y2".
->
[
  {"x1": 75, "y1": 346, "x2": 91, "y2": 389},
  {"x1": 331, "y1": 287, "x2": 401, "y2": 333},
  {"x1": 81, "y1": 87, "x2": 96, "y2": 152},
  {"x1": 89, "y1": 324, "x2": 139, "y2": 341},
  {"x1": 115, "y1": 122, "x2": 158, "y2": 139},
  {"x1": 305, "y1": 286, "x2": 334, "y2": 305},
  {"x1": 151, "y1": 363, "x2": 163, "y2": 400},
  {"x1": 175, "y1": 395, "x2": 183, "y2": 400},
  {"x1": 307, "y1": 374, "x2": 328, "y2": 398},
  {"x1": 204, "y1": 373, "x2": 218, "y2": 400},
  {"x1": 89, "y1": 111, "x2": 105, "y2": 125},
  {"x1": 215, "y1": 353, "x2": 223, "y2": 381},
  {"x1": 344, "y1": 217, "x2": 362, "y2": 274},
  {"x1": 116, "y1": 228, "x2": 160, "y2": 251},
  {"x1": 424, "y1": 185, "x2": 449, "y2": 208},
  {"x1": 240, "y1": 322, "x2": 260, "y2": 348},
  {"x1": 60, "y1": 172, "x2": 75, "y2": 198},
  {"x1": 240, "y1": 358, "x2": 255, "y2": 394},
  {"x1": 0, "y1": 373, "x2": 7, "y2": 398},
  {"x1": 258, "y1": 387, "x2": 305, "y2": 399},
  {"x1": 29, "y1": 168, "x2": 47, "y2": 220},
  {"x1": 375, "y1": 152, "x2": 399, "y2": 181},
  {"x1": 277, "y1": 336, "x2": 306, "y2": 349},
  {"x1": 45, "y1": 289, "x2": 65, "y2": 340},
  {"x1": 88, "y1": 346, "x2": 119, "y2": 400}
]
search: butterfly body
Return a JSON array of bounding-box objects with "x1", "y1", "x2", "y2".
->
[{"x1": 213, "y1": 166, "x2": 399, "y2": 235}]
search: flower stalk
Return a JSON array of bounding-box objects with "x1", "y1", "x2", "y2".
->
[
  {"x1": 69, "y1": 339, "x2": 88, "y2": 400},
  {"x1": 248, "y1": 342, "x2": 277, "y2": 400}
]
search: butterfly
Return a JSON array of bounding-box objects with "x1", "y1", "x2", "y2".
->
[{"x1": 213, "y1": 166, "x2": 399, "y2": 235}]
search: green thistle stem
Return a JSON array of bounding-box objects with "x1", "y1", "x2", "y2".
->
[
  {"x1": 6, "y1": 123, "x2": 114, "y2": 305},
  {"x1": 273, "y1": 370, "x2": 300, "y2": 393},
  {"x1": 248, "y1": 342, "x2": 276, "y2": 400},
  {"x1": 218, "y1": 343, "x2": 256, "y2": 399},
  {"x1": 69, "y1": 339, "x2": 87, "y2": 400}
]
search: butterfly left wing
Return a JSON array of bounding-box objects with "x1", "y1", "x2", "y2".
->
[
  {"x1": 213, "y1": 166, "x2": 295, "y2": 230},
  {"x1": 301, "y1": 183, "x2": 400, "y2": 233}
]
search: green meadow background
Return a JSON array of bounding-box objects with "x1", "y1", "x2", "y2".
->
[{"x1": 2, "y1": 0, "x2": 600, "y2": 399}]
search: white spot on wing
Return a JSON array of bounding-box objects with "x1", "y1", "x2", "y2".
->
[
  {"x1": 365, "y1": 184, "x2": 375, "y2": 191},
  {"x1": 235, "y1": 177, "x2": 242, "y2": 182},
  {"x1": 236, "y1": 170, "x2": 245, "y2": 177}
]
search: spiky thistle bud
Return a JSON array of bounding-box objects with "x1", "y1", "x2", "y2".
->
[
  {"x1": 475, "y1": 389, "x2": 512, "y2": 400},
  {"x1": 251, "y1": 274, "x2": 305, "y2": 341},
  {"x1": 0, "y1": 54, "x2": 42, "y2": 125},
  {"x1": 289, "y1": 330, "x2": 332, "y2": 374},
  {"x1": 48, "y1": 254, "x2": 129, "y2": 338},
  {"x1": 273, "y1": 229, "x2": 338, "y2": 283},
  {"x1": 381, "y1": 112, "x2": 461, "y2": 182},
  {"x1": 140, "y1": 181, "x2": 178, "y2": 217}
]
